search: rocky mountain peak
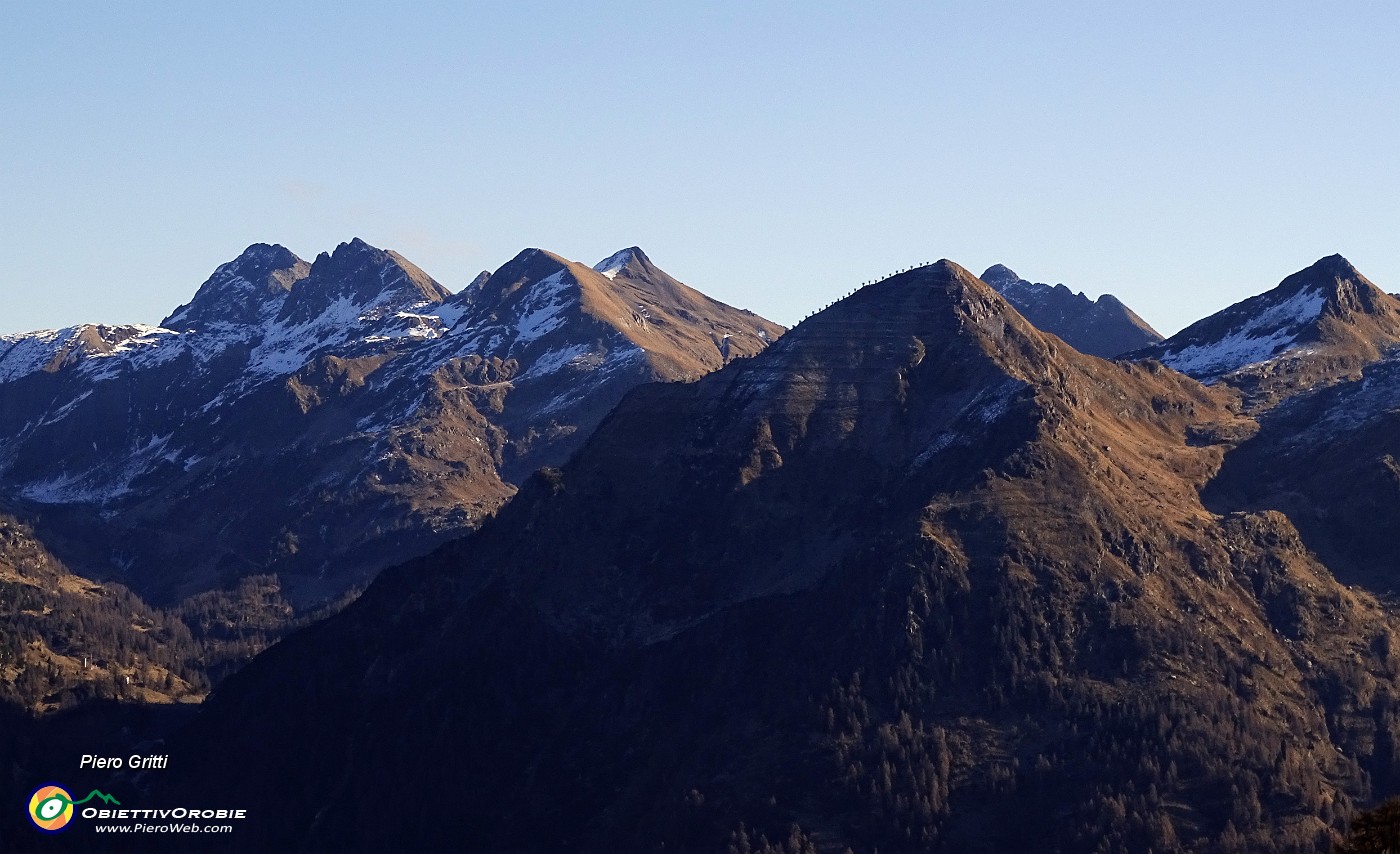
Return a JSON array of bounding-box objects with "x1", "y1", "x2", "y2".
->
[
  {"x1": 593, "y1": 246, "x2": 652, "y2": 279},
  {"x1": 668, "y1": 259, "x2": 1060, "y2": 465},
  {"x1": 159, "y1": 250, "x2": 1343, "y2": 854},
  {"x1": 1303, "y1": 252, "x2": 1362, "y2": 281},
  {"x1": 976, "y1": 263, "x2": 1162, "y2": 358},
  {"x1": 277, "y1": 238, "x2": 451, "y2": 326},
  {"x1": 442, "y1": 246, "x2": 784, "y2": 388},
  {"x1": 1277, "y1": 253, "x2": 1387, "y2": 316},
  {"x1": 468, "y1": 248, "x2": 577, "y2": 308},
  {"x1": 978, "y1": 263, "x2": 1020, "y2": 288},
  {"x1": 0, "y1": 239, "x2": 785, "y2": 610},
  {"x1": 1139, "y1": 255, "x2": 1400, "y2": 400},
  {"x1": 162, "y1": 243, "x2": 310, "y2": 330}
]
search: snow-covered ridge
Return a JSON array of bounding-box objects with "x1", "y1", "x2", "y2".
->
[
  {"x1": 1156, "y1": 286, "x2": 1327, "y2": 377},
  {"x1": 0, "y1": 242, "x2": 465, "y2": 394},
  {"x1": 0, "y1": 324, "x2": 181, "y2": 384},
  {"x1": 0, "y1": 240, "x2": 779, "y2": 510},
  {"x1": 0, "y1": 327, "x2": 75, "y2": 383},
  {"x1": 0, "y1": 273, "x2": 620, "y2": 502}
]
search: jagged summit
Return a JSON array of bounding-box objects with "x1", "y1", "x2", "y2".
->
[
  {"x1": 162, "y1": 238, "x2": 449, "y2": 332},
  {"x1": 1275, "y1": 254, "x2": 1395, "y2": 319},
  {"x1": 466, "y1": 247, "x2": 577, "y2": 308},
  {"x1": 232, "y1": 242, "x2": 303, "y2": 273},
  {"x1": 455, "y1": 246, "x2": 784, "y2": 379},
  {"x1": 569, "y1": 257, "x2": 1223, "y2": 538},
  {"x1": 278, "y1": 238, "x2": 450, "y2": 326},
  {"x1": 162, "y1": 243, "x2": 310, "y2": 329},
  {"x1": 977, "y1": 263, "x2": 1163, "y2": 358},
  {"x1": 1138, "y1": 254, "x2": 1400, "y2": 404},
  {"x1": 1233, "y1": 253, "x2": 1374, "y2": 311}
]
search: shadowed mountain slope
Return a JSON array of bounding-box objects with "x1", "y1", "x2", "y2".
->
[{"x1": 157, "y1": 261, "x2": 1400, "y2": 852}]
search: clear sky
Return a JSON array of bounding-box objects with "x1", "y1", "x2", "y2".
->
[{"x1": 3, "y1": 2, "x2": 1398, "y2": 337}]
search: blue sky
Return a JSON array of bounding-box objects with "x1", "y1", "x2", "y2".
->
[{"x1": 3, "y1": 2, "x2": 1398, "y2": 336}]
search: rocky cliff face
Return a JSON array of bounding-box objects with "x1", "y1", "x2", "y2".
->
[
  {"x1": 161, "y1": 261, "x2": 1400, "y2": 852},
  {"x1": 1205, "y1": 351, "x2": 1400, "y2": 596}
]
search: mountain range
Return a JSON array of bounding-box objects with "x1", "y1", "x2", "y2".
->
[
  {"x1": 7, "y1": 247, "x2": 1400, "y2": 851},
  {"x1": 0, "y1": 240, "x2": 781, "y2": 607}
]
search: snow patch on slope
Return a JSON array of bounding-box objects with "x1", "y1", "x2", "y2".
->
[
  {"x1": 19, "y1": 433, "x2": 175, "y2": 504},
  {"x1": 524, "y1": 343, "x2": 595, "y2": 378},
  {"x1": 516, "y1": 271, "x2": 573, "y2": 343},
  {"x1": 1158, "y1": 287, "x2": 1327, "y2": 377},
  {"x1": 914, "y1": 380, "x2": 1025, "y2": 466},
  {"x1": 594, "y1": 249, "x2": 635, "y2": 280},
  {"x1": 0, "y1": 328, "x2": 71, "y2": 382}
]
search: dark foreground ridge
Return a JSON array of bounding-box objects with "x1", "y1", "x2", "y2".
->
[{"x1": 154, "y1": 261, "x2": 1400, "y2": 852}]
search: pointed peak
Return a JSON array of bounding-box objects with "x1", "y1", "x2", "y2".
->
[
  {"x1": 980, "y1": 264, "x2": 1021, "y2": 287},
  {"x1": 462, "y1": 247, "x2": 581, "y2": 311},
  {"x1": 319, "y1": 237, "x2": 384, "y2": 267},
  {"x1": 162, "y1": 243, "x2": 309, "y2": 329},
  {"x1": 1143, "y1": 254, "x2": 1400, "y2": 385},
  {"x1": 593, "y1": 246, "x2": 653, "y2": 279},
  {"x1": 928, "y1": 259, "x2": 999, "y2": 292},
  {"x1": 1311, "y1": 253, "x2": 1361, "y2": 277},
  {"x1": 277, "y1": 239, "x2": 449, "y2": 324},
  {"x1": 493, "y1": 247, "x2": 573, "y2": 279},
  {"x1": 304, "y1": 237, "x2": 426, "y2": 279},
  {"x1": 1276, "y1": 253, "x2": 1370, "y2": 296},
  {"x1": 811, "y1": 259, "x2": 1040, "y2": 350},
  {"x1": 709, "y1": 257, "x2": 1063, "y2": 424},
  {"x1": 307, "y1": 239, "x2": 440, "y2": 289},
  {"x1": 1247, "y1": 254, "x2": 1388, "y2": 317}
]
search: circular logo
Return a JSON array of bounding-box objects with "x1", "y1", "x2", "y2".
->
[{"x1": 28, "y1": 784, "x2": 74, "y2": 832}]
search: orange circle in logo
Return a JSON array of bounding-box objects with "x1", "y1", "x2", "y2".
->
[{"x1": 28, "y1": 784, "x2": 74, "y2": 832}]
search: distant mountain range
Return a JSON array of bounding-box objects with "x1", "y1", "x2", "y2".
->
[
  {"x1": 0, "y1": 240, "x2": 781, "y2": 607},
  {"x1": 980, "y1": 264, "x2": 1163, "y2": 357}
]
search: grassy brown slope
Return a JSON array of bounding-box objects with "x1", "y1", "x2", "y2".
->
[{"x1": 538, "y1": 250, "x2": 784, "y2": 379}]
